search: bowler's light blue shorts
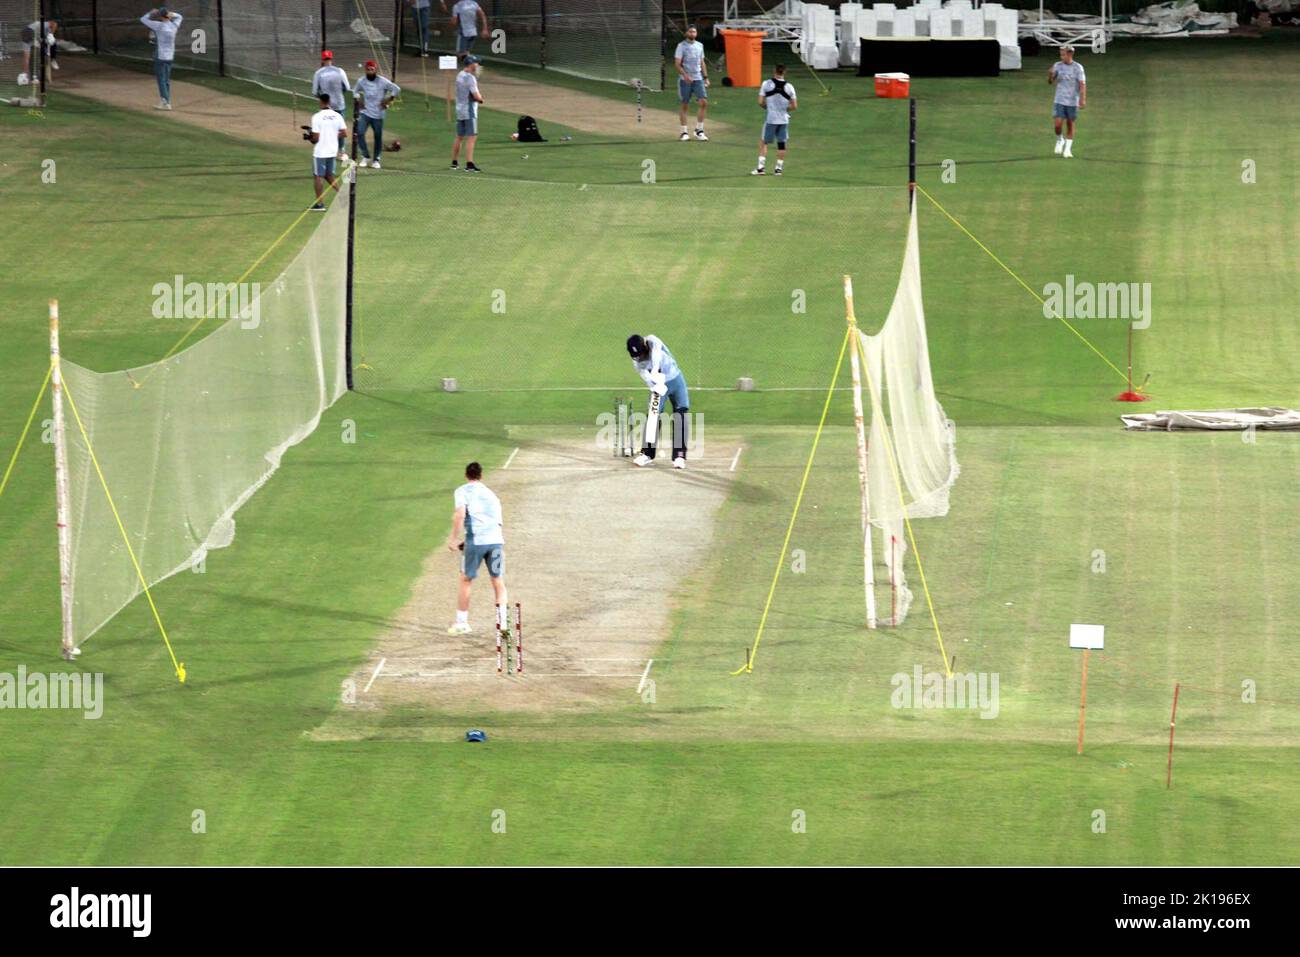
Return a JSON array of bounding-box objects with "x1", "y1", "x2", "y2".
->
[
  {"x1": 679, "y1": 78, "x2": 707, "y2": 103},
  {"x1": 461, "y1": 540, "x2": 503, "y2": 580},
  {"x1": 1054, "y1": 103, "x2": 1078, "y2": 121}
]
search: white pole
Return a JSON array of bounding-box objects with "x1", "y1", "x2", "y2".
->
[
  {"x1": 50, "y1": 301, "x2": 77, "y2": 660},
  {"x1": 844, "y1": 277, "x2": 877, "y2": 629}
]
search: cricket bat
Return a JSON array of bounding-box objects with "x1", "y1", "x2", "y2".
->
[{"x1": 644, "y1": 389, "x2": 663, "y2": 449}]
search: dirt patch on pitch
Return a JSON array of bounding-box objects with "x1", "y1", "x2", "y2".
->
[
  {"x1": 392, "y1": 53, "x2": 731, "y2": 140},
  {"x1": 51, "y1": 56, "x2": 302, "y2": 148},
  {"x1": 325, "y1": 426, "x2": 740, "y2": 726},
  {"x1": 52, "y1": 54, "x2": 721, "y2": 145}
]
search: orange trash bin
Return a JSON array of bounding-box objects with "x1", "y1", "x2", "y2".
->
[{"x1": 719, "y1": 29, "x2": 764, "y2": 88}]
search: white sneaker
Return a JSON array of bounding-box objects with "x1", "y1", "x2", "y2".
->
[
  {"x1": 695, "y1": 129, "x2": 709, "y2": 141},
  {"x1": 1054, "y1": 138, "x2": 1064, "y2": 155},
  {"x1": 372, "y1": 159, "x2": 381, "y2": 169},
  {"x1": 632, "y1": 453, "x2": 654, "y2": 468},
  {"x1": 359, "y1": 157, "x2": 369, "y2": 167},
  {"x1": 672, "y1": 457, "x2": 686, "y2": 470},
  {"x1": 155, "y1": 100, "x2": 170, "y2": 110},
  {"x1": 447, "y1": 622, "x2": 472, "y2": 635},
  {"x1": 16, "y1": 73, "x2": 28, "y2": 86},
  {"x1": 751, "y1": 167, "x2": 765, "y2": 175},
  {"x1": 1063, "y1": 143, "x2": 1074, "y2": 158},
  {"x1": 51, "y1": 60, "x2": 59, "y2": 71},
  {"x1": 679, "y1": 131, "x2": 690, "y2": 141}
]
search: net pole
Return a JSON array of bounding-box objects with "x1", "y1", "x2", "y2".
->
[
  {"x1": 391, "y1": 0, "x2": 400, "y2": 81},
  {"x1": 37, "y1": 0, "x2": 47, "y2": 103},
  {"x1": 540, "y1": 0, "x2": 548, "y2": 70},
  {"x1": 345, "y1": 162, "x2": 357, "y2": 390},
  {"x1": 908, "y1": 97, "x2": 917, "y2": 210},
  {"x1": 320, "y1": 0, "x2": 327, "y2": 52},
  {"x1": 216, "y1": 0, "x2": 225, "y2": 77},
  {"x1": 49, "y1": 301, "x2": 75, "y2": 660},
  {"x1": 92, "y1": 0, "x2": 99, "y2": 55},
  {"x1": 844, "y1": 277, "x2": 877, "y2": 630}
]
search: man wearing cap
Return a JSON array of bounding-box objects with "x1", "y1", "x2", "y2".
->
[
  {"x1": 450, "y1": 0, "x2": 488, "y2": 59},
  {"x1": 625, "y1": 333, "x2": 691, "y2": 469},
  {"x1": 140, "y1": 8, "x2": 183, "y2": 110},
  {"x1": 354, "y1": 60, "x2": 400, "y2": 168},
  {"x1": 450, "y1": 55, "x2": 484, "y2": 173},
  {"x1": 674, "y1": 24, "x2": 709, "y2": 142},
  {"x1": 312, "y1": 51, "x2": 351, "y2": 160},
  {"x1": 1048, "y1": 45, "x2": 1086, "y2": 159}
]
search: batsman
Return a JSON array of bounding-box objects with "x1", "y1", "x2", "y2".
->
[{"x1": 626, "y1": 334, "x2": 690, "y2": 469}]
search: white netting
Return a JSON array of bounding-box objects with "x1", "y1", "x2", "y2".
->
[
  {"x1": 59, "y1": 190, "x2": 350, "y2": 649},
  {"x1": 856, "y1": 204, "x2": 958, "y2": 626}
]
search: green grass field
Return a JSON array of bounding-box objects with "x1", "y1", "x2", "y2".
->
[{"x1": 1, "y1": 36, "x2": 1297, "y2": 865}]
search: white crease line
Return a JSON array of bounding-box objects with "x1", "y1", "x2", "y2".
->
[
  {"x1": 503, "y1": 447, "x2": 519, "y2": 469},
  {"x1": 636, "y1": 658, "x2": 654, "y2": 695},
  {"x1": 389, "y1": 673, "x2": 642, "y2": 680},
  {"x1": 730, "y1": 446, "x2": 743, "y2": 472},
  {"x1": 363, "y1": 657, "x2": 386, "y2": 693}
]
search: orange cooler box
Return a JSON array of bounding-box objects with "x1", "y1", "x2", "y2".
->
[{"x1": 874, "y1": 72, "x2": 911, "y2": 98}]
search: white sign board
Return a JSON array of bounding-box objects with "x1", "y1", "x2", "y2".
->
[
  {"x1": 439, "y1": 56, "x2": 458, "y2": 71},
  {"x1": 1069, "y1": 623, "x2": 1105, "y2": 650}
]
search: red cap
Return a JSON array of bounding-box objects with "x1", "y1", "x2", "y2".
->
[
  {"x1": 321, "y1": 50, "x2": 333, "y2": 60},
  {"x1": 365, "y1": 60, "x2": 377, "y2": 68}
]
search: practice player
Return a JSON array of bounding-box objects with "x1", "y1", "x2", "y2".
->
[
  {"x1": 445, "y1": 461, "x2": 509, "y2": 637},
  {"x1": 307, "y1": 92, "x2": 347, "y2": 210},
  {"x1": 450, "y1": 0, "x2": 488, "y2": 59},
  {"x1": 450, "y1": 55, "x2": 483, "y2": 172},
  {"x1": 626, "y1": 334, "x2": 691, "y2": 469},
  {"x1": 353, "y1": 60, "x2": 400, "y2": 167},
  {"x1": 1048, "y1": 45, "x2": 1086, "y2": 158},
  {"x1": 140, "y1": 9, "x2": 182, "y2": 110},
  {"x1": 752, "y1": 63, "x2": 796, "y2": 176},
  {"x1": 674, "y1": 25, "x2": 709, "y2": 142},
  {"x1": 312, "y1": 50, "x2": 351, "y2": 159},
  {"x1": 17, "y1": 19, "x2": 56, "y2": 88}
]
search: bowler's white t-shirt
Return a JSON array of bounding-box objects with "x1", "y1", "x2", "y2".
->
[
  {"x1": 455, "y1": 481, "x2": 504, "y2": 545},
  {"x1": 310, "y1": 109, "x2": 346, "y2": 158}
]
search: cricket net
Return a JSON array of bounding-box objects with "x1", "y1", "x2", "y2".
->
[
  {"x1": 853, "y1": 203, "x2": 958, "y2": 627},
  {"x1": 55, "y1": 189, "x2": 350, "y2": 652},
  {"x1": 1, "y1": 0, "x2": 43, "y2": 102}
]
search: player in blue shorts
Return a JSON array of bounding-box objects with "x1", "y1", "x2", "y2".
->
[
  {"x1": 626, "y1": 334, "x2": 691, "y2": 469},
  {"x1": 1048, "y1": 45, "x2": 1086, "y2": 158},
  {"x1": 752, "y1": 64, "x2": 797, "y2": 176},
  {"x1": 446, "y1": 461, "x2": 510, "y2": 636},
  {"x1": 674, "y1": 25, "x2": 710, "y2": 141}
]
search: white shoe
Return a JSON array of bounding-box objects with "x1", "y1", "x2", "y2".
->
[
  {"x1": 695, "y1": 129, "x2": 709, "y2": 141},
  {"x1": 359, "y1": 157, "x2": 369, "y2": 167},
  {"x1": 371, "y1": 159, "x2": 381, "y2": 169},
  {"x1": 51, "y1": 60, "x2": 59, "y2": 71},
  {"x1": 632, "y1": 453, "x2": 653, "y2": 468},
  {"x1": 672, "y1": 457, "x2": 686, "y2": 470},
  {"x1": 1063, "y1": 144, "x2": 1074, "y2": 158},
  {"x1": 751, "y1": 167, "x2": 765, "y2": 175},
  {"x1": 447, "y1": 621, "x2": 472, "y2": 635},
  {"x1": 16, "y1": 73, "x2": 28, "y2": 86},
  {"x1": 679, "y1": 131, "x2": 690, "y2": 141},
  {"x1": 1054, "y1": 138, "x2": 1064, "y2": 155},
  {"x1": 155, "y1": 100, "x2": 170, "y2": 110}
]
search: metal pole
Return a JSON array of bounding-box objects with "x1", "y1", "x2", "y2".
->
[
  {"x1": 321, "y1": 0, "x2": 328, "y2": 53},
  {"x1": 92, "y1": 0, "x2": 99, "y2": 55},
  {"x1": 659, "y1": 1, "x2": 667, "y2": 92},
  {"x1": 345, "y1": 118, "x2": 357, "y2": 391},
  {"x1": 391, "y1": 0, "x2": 400, "y2": 81},
  {"x1": 37, "y1": 0, "x2": 47, "y2": 102},
  {"x1": 908, "y1": 97, "x2": 917, "y2": 210},
  {"x1": 539, "y1": 0, "x2": 547, "y2": 70},
  {"x1": 216, "y1": 0, "x2": 225, "y2": 76},
  {"x1": 49, "y1": 302, "x2": 76, "y2": 661}
]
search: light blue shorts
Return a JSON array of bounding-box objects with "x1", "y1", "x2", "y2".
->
[
  {"x1": 313, "y1": 156, "x2": 336, "y2": 177},
  {"x1": 458, "y1": 33, "x2": 477, "y2": 53},
  {"x1": 461, "y1": 540, "x2": 503, "y2": 580},
  {"x1": 679, "y1": 78, "x2": 707, "y2": 103},
  {"x1": 762, "y1": 122, "x2": 788, "y2": 146},
  {"x1": 456, "y1": 117, "x2": 478, "y2": 137},
  {"x1": 1054, "y1": 103, "x2": 1078, "y2": 121}
]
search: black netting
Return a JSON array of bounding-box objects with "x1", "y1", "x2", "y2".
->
[
  {"x1": 1, "y1": 0, "x2": 45, "y2": 95},
  {"x1": 545, "y1": 0, "x2": 663, "y2": 90}
]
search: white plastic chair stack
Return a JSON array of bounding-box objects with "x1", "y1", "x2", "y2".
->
[
  {"x1": 839, "y1": 3, "x2": 865, "y2": 66},
  {"x1": 929, "y1": 6, "x2": 952, "y2": 37},
  {"x1": 872, "y1": 3, "x2": 896, "y2": 38},
  {"x1": 893, "y1": 8, "x2": 917, "y2": 37}
]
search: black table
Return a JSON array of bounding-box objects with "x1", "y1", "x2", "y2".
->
[{"x1": 857, "y1": 37, "x2": 1001, "y2": 77}]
